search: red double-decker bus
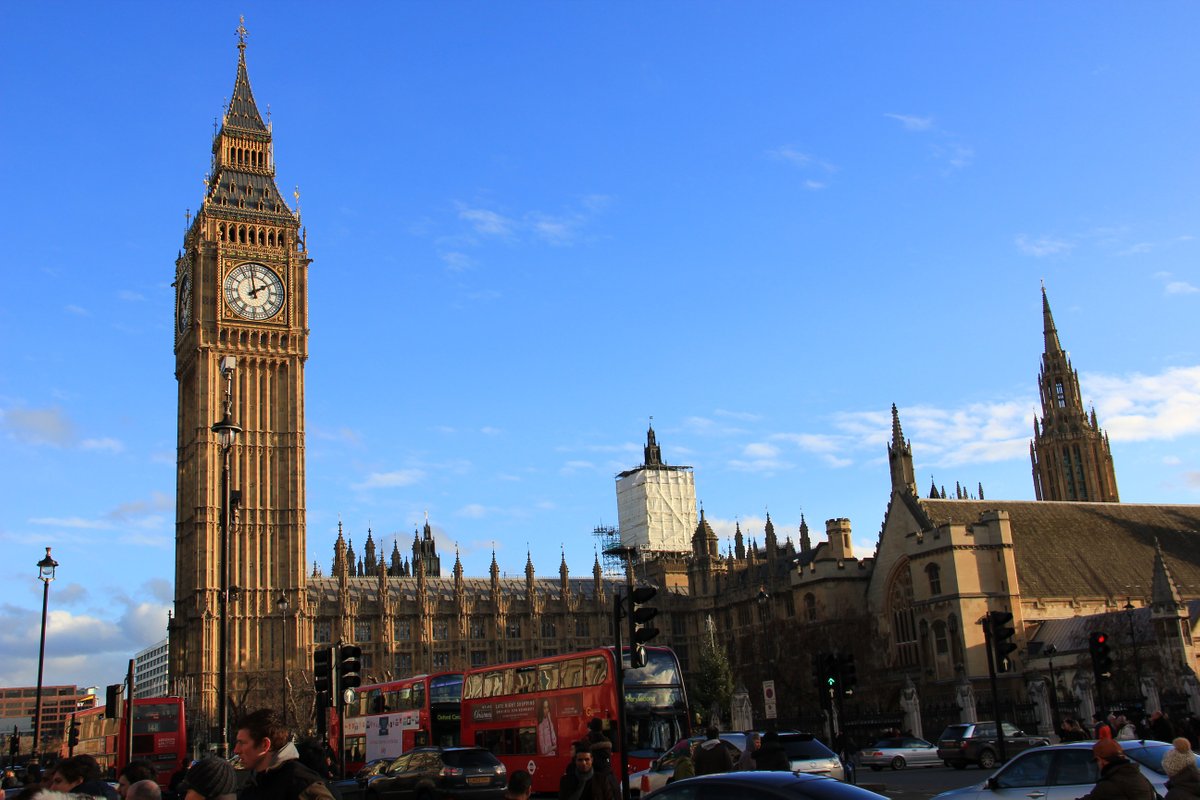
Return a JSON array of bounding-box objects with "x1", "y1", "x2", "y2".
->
[
  {"x1": 460, "y1": 647, "x2": 689, "y2": 794},
  {"x1": 68, "y1": 697, "x2": 187, "y2": 786},
  {"x1": 344, "y1": 672, "x2": 465, "y2": 769}
]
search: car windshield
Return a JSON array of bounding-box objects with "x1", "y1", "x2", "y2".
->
[
  {"x1": 1124, "y1": 743, "x2": 1200, "y2": 776},
  {"x1": 442, "y1": 750, "x2": 499, "y2": 768},
  {"x1": 875, "y1": 739, "x2": 903, "y2": 748}
]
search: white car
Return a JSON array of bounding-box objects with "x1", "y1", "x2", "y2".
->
[
  {"x1": 931, "y1": 740, "x2": 1195, "y2": 800},
  {"x1": 631, "y1": 734, "x2": 747, "y2": 798},
  {"x1": 859, "y1": 737, "x2": 940, "y2": 771}
]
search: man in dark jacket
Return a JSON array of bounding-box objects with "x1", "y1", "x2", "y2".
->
[
  {"x1": 752, "y1": 731, "x2": 790, "y2": 771},
  {"x1": 559, "y1": 746, "x2": 618, "y2": 800},
  {"x1": 693, "y1": 728, "x2": 733, "y2": 776},
  {"x1": 1076, "y1": 738, "x2": 1156, "y2": 800},
  {"x1": 235, "y1": 709, "x2": 334, "y2": 800}
]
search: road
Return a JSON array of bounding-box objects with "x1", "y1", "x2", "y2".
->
[{"x1": 853, "y1": 763, "x2": 990, "y2": 800}]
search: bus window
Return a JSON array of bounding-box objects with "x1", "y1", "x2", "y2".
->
[
  {"x1": 538, "y1": 663, "x2": 560, "y2": 691},
  {"x1": 585, "y1": 656, "x2": 608, "y2": 686},
  {"x1": 563, "y1": 659, "x2": 584, "y2": 687},
  {"x1": 484, "y1": 671, "x2": 504, "y2": 698},
  {"x1": 465, "y1": 674, "x2": 484, "y2": 700},
  {"x1": 516, "y1": 666, "x2": 536, "y2": 694},
  {"x1": 431, "y1": 674, "x2": 464, "y2": 704},
  {"x1": 412, "y1": 682, "x2": 425, "y2": 710}
]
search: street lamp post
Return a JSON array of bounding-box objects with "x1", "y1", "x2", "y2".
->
[
  {"x1": 212, "y1": 356, "x2": 242, "y2": 758},
  {"x1": 32, "y1": 547, "x2": 58, "y2": 764},
  {"x1": 1123, "y1": 598, "x2": 1144, "y2": 702},
  {"x1": 276, "y1": 593, "x2": 289, "y2": 726}
]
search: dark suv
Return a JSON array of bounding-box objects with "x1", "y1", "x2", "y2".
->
[
  {"x1": 365, "y1": 747, "x2": 507, "y2": 800},
  {"x1": 936, "y1": 722, "x2": 1050, "y2": 769}
]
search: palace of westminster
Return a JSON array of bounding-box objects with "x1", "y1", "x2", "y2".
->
[{"x1": 168, "y1": 33, "x2": 1200, "y2": 744}]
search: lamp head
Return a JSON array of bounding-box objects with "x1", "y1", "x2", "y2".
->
[
  {"x1": 276, "y1": 593, "x2": 289, "y2": 612},
  {"x1": 218, "y1": 355, "x2": 237, "y2": 377},
  {"x1": 37, "y1": 547, "x2": 58, "y2": 583}
]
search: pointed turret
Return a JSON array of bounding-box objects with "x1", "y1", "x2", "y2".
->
[
  {"x1": 888, "y1": 404, "x2": 917, "y2": 494},
  {"x1": 734, "y1": 522, "x2": 746, "y2": 560},
  {"x1": 644, "y1": 422, "x2": 664, "y2": 466},
  {"x1": 1031, "y1": 286, "x2": 1119, "y2": 502},
  {"x1": 799, "y1": 515, "x2": 812, "y2": 558},
  {"x1": 454, "y1": 548, "x2": 464, "y2": 595},
  {"x1": 390, "y1": 540, "x2": 403, "y2": 576},
  {"x1": 764, "y1": 513, "x2": 778, "y2": 561},
  {"x1": 364, "y1": 528, "x2": 377, "y2": 574},
  {"x1": 332, "y1": 520, "x2": 347, "y2": 577}
]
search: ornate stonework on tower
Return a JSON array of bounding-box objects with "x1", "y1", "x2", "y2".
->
[
  {"x1": 615, "y1": 425, "x2": 698, "y2": 553},
  {"x1": 1030, "y1": 287, "x2": 1119, "y2": 502},
  {"x1": 169, "y1": 23, "x2": 310, "y2": 731}
]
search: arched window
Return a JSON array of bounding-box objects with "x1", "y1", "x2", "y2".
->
[
  {"x1": 267, "y1": 230, "x2": 275, "y2": 247},
  {"x1": 886, "y1": 564, "x2": 918, "y2": 667},
  {"x1": 239, "y1": 226, "x2": 247, "y2": 244},
  {"x1": 804, "y1": 593, "x2": 816, "y2": 622},
  {"x1": 218, "y1": 223, "x2": 226, "y2": 241},
  {"x1": 926, "y1": 564, "x2": 942, "y2": 595}
]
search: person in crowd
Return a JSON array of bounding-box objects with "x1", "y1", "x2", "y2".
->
[
  {"x1": 167, "y1": 758, "x2": 191, "y2": 800},
  {"x1": 234, "y1": 709, "x2": 334, "y2": 800},
  {"x1": 48, "y1": 756, "x2": 117, "y2": 800},
  {"x1": 558, "y1": 745, "x2": 617, "y2": 800},
  {"x1": 1076, "y1": 738, "x2": 1155, "y2": 800},
  {"x1": 179, "y1": 757, "x2": 237, "y2": 800},
  {"x1": 753, "y1": 731, "x2": 790, "y2": 771},
  {"x1": 693, "y1": 727, "x2": 733, "y2": 776},
  {"x1": 118, "y1": 762, "x2": 157, "y2": 799},
  {"x1": 735, "y1": 732, "x2": 761, "y2": 771},
  {"x1": 1094, "y1": 713, "x2": 1114, "y2": 740},
  {"x1": 1151, "y1": 712, "x2": 1177, "y2": 744},
  {"x1": 503, "y1": 770, "x2": 532, "y2": 800},
  {"x1": 125, "y1": 782, "x2": 160, "y2": 800},
  {"x1": 669, "y1": 742, "x2": 694, "y2": 783},
  {"x1": 1162, "y1": 737, "x2": 1200, "y2": 800},
  {"x1": 582, "y1": 719, "x2": 611, "y2": 776},
  {"x1": 1115, "y1": 716, "x2": 1139, "y2": 741}
]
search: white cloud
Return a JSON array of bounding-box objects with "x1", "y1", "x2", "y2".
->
[
  {"x1": 1088, "y1": 366, "x2": 1200, "y2": 441},
  {"x1": 458, "y1": 207, "x2": 514, "y2": 237},
  {"x1": 439, "y1": 251, "x2": 475, "y2": 272},
  {"x1": 1166, "y1": 281, "x2": 1198, "y2": 295},
  {"x1": 354, "y1": 469, "x2": 425, "y2": 489},
  {"x1": 81, "y1": 437, "x2": 124, "y2": 453},
  {"x1": 65, "y1": 304, "x2": 90, "y2": 316},
  {"x1": 768, "y1": 146, "x2": 837, "y2": 176},
  {"x1": 885, "y1": 113, "x2": 935, "y2": 131},
  {"x1": 1016, "y1": 234, "x2": 1074, "y2": 257},
  {"x1": 118, "y1": 290, "x2": 146, "y2": 302},
  {"x1": 560, "y1": 460, "x2": 595, "y2": 474},
  {"x1": 457, "y1": 504, "x2": 489, "y2": 518},
  {"x1": 3, "y1": 406, "x2": 77, "y2": 446},
  {"x1": 31, "y1": 516, "x2": 112, "y2": 529},
  {"x1": 743, "y1": 442, "x2": 779, "y2": 459}
]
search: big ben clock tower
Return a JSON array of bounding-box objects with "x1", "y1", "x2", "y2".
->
[{"x1": 170, "y1": 22, "x2": 310, "y2": 735}]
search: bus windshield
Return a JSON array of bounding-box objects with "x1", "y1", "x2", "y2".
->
[{"x1": 623, "y1": 649, "x2": 681, "y2": 686}]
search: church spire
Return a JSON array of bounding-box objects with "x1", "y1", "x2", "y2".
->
[
  {"x1": 888, "y1": 404, "x2": 917, "y2": 494},
  {"x1": 1042, "y1": 283, "x2": 1063, "y2": 355},
  {"x1": 224, "y1": 18, "x2": 268, "y2": 134},
  {"x1": 1031, "y1": 285, "x2": 1119, "y2": 502},
  {"x1": 644, "y1": 419, "x2": 664, "y2": 466}
]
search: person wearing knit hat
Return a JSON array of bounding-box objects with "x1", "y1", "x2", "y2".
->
[
  {"x1": 1163, "y1": 737, "x2": 1200, "y2": 800},
  {"x1": 1076, "y1": 737, "x2": 1155, "y2": 800},
  {"x1": 180, "y1": 757, "x2": 237, "y2": 800}
]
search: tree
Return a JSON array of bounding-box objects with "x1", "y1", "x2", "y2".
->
[{"x1": 691, "y1": 616, "x2": 734, "y2": 726}]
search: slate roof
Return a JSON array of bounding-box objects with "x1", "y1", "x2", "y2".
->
[
  {"x1": 225, "y1": 52, "x2": 267, "y2": 133},
  {"x1": 1031, "y1": 600, "x2": 1200, "y2": 654},
  {"x1": 917, "y1": 499, "x2": 1200, "y2": 599}
]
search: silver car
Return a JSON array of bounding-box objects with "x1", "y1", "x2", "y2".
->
[
  {"x1": 931, "y1": 740, "x2": 1196, "y2": 800},
  {"x1": 860, "y1": 737, "x2": 940, "y2": 771},
  {"x1": 631, "y1": 733, "x2": 747, "y2": 798}
]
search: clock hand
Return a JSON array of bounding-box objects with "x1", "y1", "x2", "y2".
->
[{"x1": 248, "y1": 273, "x2": 261, "y2": 298}]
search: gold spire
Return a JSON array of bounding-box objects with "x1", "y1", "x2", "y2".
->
[{"x1": 236, "y1": 16, "x2": 248, "y2": 53}]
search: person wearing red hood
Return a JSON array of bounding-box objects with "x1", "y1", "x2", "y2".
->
[{"x1": 1076, "y1": 738, "x2": 1155, "y2": 800}]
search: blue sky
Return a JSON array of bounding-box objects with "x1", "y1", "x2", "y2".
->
[{"x1": 1, "y1": 2, "x2": 1198, "y2": 690}]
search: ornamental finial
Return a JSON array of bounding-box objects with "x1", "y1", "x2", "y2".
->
[{"x1": 236, "y1": 16, "x2": 249, "y2": 52}]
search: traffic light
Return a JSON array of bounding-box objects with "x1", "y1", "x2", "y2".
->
[
  {"x1": 822, "y1": 654, "x2": 839, "y2": 690},
  {"x1": 314, "y1": 646, "x2": 334, "y2": 697},
  {"x1": 68, "y1": 718, "x2": 80, "y2": 748},
  {"x1": 10, "y1": 727, "x2": 20, "y2": 759},
  {"x1": 105, "y1": 684, "x2": 122, "y2": 718},
  {"x1": 1089, "y1": 631, "x2": 1113, "y2": 682},
  {"x1": 989, "y1": 611, "x2": 1018, "y2": 672},
  {"x1": 811, "y1": 653, "x2": 826, "y2": 689},
  {"x1": 839, "y1": 653, "x2": 857, "y2": 695},
  {"x1": 339, "y1": 644, "x2": 363, "y2": 690},
  {"x1": 628, "y1": 585, "x2": 659, "y2": 669}
]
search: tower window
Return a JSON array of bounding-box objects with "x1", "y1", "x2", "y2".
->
[
  {"x1": 804, "y1": 593, "x2": 816, "y2": 622},
  {"x1": 926, "y1": 564, "x2": 942, "y2": 595},
  {"x1": 1055, "y1": 380, "x2": 1066, "y2": 407}
]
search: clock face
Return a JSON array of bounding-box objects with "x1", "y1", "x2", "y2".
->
[
  {"x1": 177, "y1": 271, "x2": 192, "y2": 333},
  {"x1": 223, "y1": 262, "x2": 285, "y2": 321}
]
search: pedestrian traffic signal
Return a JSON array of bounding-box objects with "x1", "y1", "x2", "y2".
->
[
  {"x1": 314, "y1": 646, "x2": 334, "y2": 696},
  {"x1": 105, "y1": 684, "x2": 122, "y2": 718},
  {"x1": 839, "y1": 653, "x2": 857, "y2": 694},
  {"x1": 989, "y1": 611, "x2": 1018, "y2": 672},
  {"x1": 628, "y1": 585, "x2": 659, "y2": 669},
  {"x1": 1089, "y1": 631, "x2": 1113, "y2": 682},
  {"x1": 68, "y1": 719, "x2": 80, "y2": 748},
  {"x1": 339, "y1": 644, "x2": 363, "y2": 689}
]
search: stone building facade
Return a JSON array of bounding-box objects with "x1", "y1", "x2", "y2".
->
[{"x1": 171, "y1": 34, "x2": 1200, "y2": 747}]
